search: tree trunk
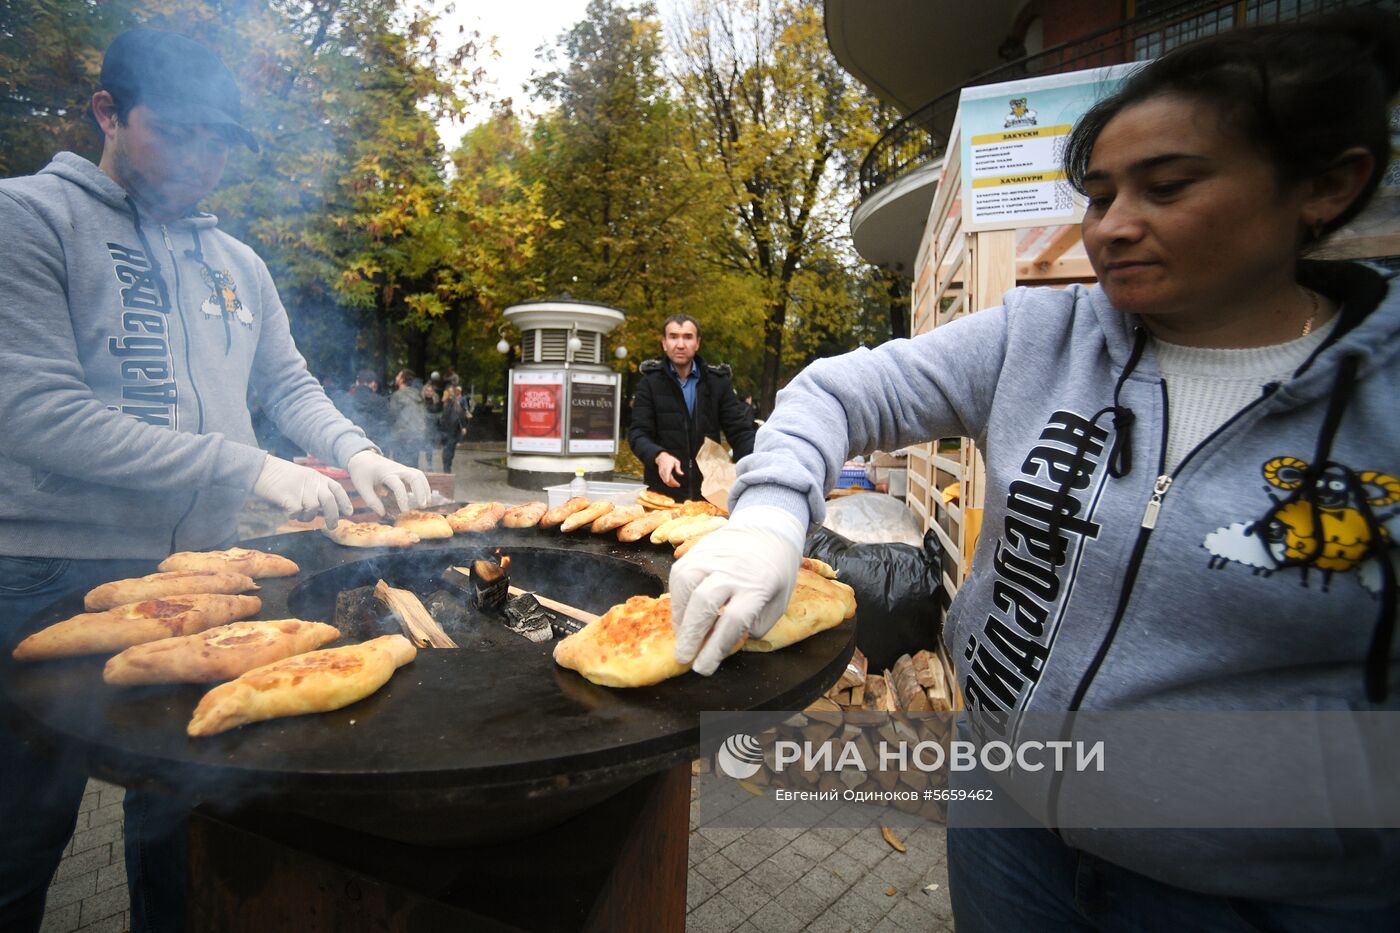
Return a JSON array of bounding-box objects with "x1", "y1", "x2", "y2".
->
[
  {"x1": 375, "y1": 315, "x2": 389, "y2": 385},
  {"x1": 886, "y1": 272, "x2": 909, "y2": 339},
  {"x1": 759, "y1": 299, "x2": 785, "y2": 417}
]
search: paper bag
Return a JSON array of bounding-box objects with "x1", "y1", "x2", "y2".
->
[{"x1": 697, "y1": 438, "x2": 735, "y2": 515}]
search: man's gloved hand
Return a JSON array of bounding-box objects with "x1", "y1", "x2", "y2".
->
[
  {"x1": 346, "y1": 449, "x2": 431, "y2": 515},
  {"x1": 253, "y1": 455, "x2": 353, "y2": 528},
  {"x1": 670, "y1": 505, "x2": 806, "y2": 676}
]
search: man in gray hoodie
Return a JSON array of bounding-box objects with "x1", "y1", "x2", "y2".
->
[{"x1": 0, "y1": 29, "x2": 431, "y2": 933}]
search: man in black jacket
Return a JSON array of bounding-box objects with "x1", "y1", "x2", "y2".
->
[{"x1": 627, "y1": 314, "x2": 756, "y2": 499}]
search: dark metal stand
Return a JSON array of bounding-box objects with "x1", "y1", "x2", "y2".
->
[{"x1": 186, "y1": 762, "x2": 691, "y2": 932}]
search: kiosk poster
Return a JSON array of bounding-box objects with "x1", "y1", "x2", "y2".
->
[
  {"x1": 569, "y1": 372, "x2": 618, "y2": 454},
  {"x1": 510, "y1": 370, "x2": 565, "y2": 453},
  {"x1": 959, "y1": 63, "x2": 1141, "y2": 232}
]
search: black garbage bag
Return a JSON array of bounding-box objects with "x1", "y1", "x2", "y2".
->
[{"x1": 804, "y1": 525, "x2": 945, "y2": 671}]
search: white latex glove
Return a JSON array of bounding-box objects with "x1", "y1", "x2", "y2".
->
[
  {"x1": 253, "y1": 455, "x2": 353, "y2": 528},
  {"x1": 670, "y1": 504, "x2": 806, "y2": 676},
  {"x1": 346, "y1": 449, "x2": 431, "y2": 516}
]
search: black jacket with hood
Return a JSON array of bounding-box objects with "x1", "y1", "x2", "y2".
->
[{"x1": 627, "y1": 355, "x2": 756, "y2": 498}]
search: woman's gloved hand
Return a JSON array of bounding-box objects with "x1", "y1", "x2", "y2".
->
[
  {"x1": 346, "y1": 449, "x2": 431, "y2": 515},
  {"x1": 669, "y1": 505, "x2": 806, "y2": 675},
  {"x1": 253, "y1": 455, "x2": 353, "y2": 528}
]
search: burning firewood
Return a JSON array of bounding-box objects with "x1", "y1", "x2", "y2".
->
[
  {"x1": 469, "y1": 559, "x2": 510, "y2": 612},
  {"x1": 374, "y1": 580, "x2": 457, "y2": 649}
]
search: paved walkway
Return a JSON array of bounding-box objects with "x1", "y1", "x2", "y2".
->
[{"x1": 42, "y1": 443, "x2": 955, "y2": 932}]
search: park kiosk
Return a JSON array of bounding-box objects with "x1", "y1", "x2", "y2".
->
[{"x1": 501, "y1": 299, "x2": 628, "y2": 489}]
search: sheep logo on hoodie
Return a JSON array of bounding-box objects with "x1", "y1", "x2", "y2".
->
[
  {"x1": 1204, "y1": 456, "x2": 1398, "y2": 593},
  {"x1": 199, "y1": 266, "x2": 252, "y2": 327}
]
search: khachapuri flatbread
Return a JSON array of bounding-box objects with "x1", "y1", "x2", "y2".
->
[
  {"x1": 322, "y1": 521, "x2": 420, "y2": 548},
  {"x1": 741, "y1": 561, "x2": 855, "y2": 652},
  {"x1": 394, "y1": 510, "x2": 454, "y2": 539},
  {"x1": 187, "y1": 634, "x2": 417, "y2": 736},
  {"x1": 158, "y1": 548, "x2": 299, "y2": 578},
  {"x1": 84, "y1": 570, "x2": 258, "y2": 611},
  {"x1": 540, "y1": 497, "x2": 590, "y2": 529},
  {"x1": 502, "y1": 501, "x2": 548, "y2": 528},
  {"x1": 590, "y1": 505, "x2": 645, "y2": 534},
  {"x1": 616, "y1": 509, "x2": 676, "y2": 543},
  {"x1": 12, "y1": 594, "x2": 263, "y2": 661},
  {"x1": 447, "y1": 502, "x2": 507, "y2": 534},
  {"x1": 103, "y1": 619, "x2": 340, "y2": 685},
  {"x1": 560, "y1": 500, "x2": 614, "y2": 533}
]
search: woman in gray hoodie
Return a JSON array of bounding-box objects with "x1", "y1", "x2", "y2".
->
[{"x1": 673, "y1": 11, "x2": 1400, "y2": 930}]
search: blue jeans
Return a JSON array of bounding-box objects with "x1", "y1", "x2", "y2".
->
[
  {"x1": 0, "y1": 556, "x2": 187, "y2": 933},
  {"x1": 947, "y1": 824, "x2": 1400, "y2": 932}
]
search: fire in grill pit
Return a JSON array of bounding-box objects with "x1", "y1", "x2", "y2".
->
[{"x1": 441, "y1": 557, "x2": 591, "y2": 643}]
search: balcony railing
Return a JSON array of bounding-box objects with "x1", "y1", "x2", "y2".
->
[{"x1": 858, "y1": 0, "x2": 1393, "y2": 198}]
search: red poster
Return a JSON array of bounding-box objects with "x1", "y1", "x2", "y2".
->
[{"x1": 513, "y1": 382, "x2": 561, "y2": 438}]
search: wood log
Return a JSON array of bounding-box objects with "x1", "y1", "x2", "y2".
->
[
  {"x1": 911, "y1": 650, "x2": 937, "y2": 689},
  {"x1": 837, "y1": 648, "x2": 868, "y2": 689},
  {"x1": 374, "y1": 580, "x2": 456, "y2": 648},
  {"x1": 924, "y1": 648, "x2": 953, "y2": 712},
  {"x1": 892, "y1": 655, "x2": 933, "y2": 713},
  {"x1": 864, "y1": 674, "x2": 898, "y2": 713},
  {"x1": 805, "y1": 696, "x2": 843, "y2": 726}
]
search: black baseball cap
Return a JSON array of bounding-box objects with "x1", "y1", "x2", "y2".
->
[{"x1": 100, "y1": 29, "x2": 258, "y2": 152}]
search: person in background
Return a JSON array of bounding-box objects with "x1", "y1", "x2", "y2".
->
[
  {"x1": 344, "y1": 367, "x2": 389, "y2": 449},
  {"x1": 670, "y1": 13, "x2": 1400, "y2": 930},
  {"x1": 422, "y1": 374, "x2": 442, "y2": 470},
  {"x1": 0, "y1": 29, "x2": 430, "y2": 933},
  {"x1": 389, "y1": 368, "x2": 426, "y2": 468},
  {"x1": 439, "y1": 384, "x2": 467, "y2": 473},
  {"x1": 627, "y1": 314, "x2": 756, "y2": 500}
]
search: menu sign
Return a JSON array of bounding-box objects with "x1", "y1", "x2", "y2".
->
[
  {"x1": 510, "y1": 370, "x2": 565, "y2": 453},
  {"x1": 959, "y1": 63, "x2": 1140, "y2": 232},
  {"x1": 569, "y1": 372, "x2": 618, "y2": 454}
]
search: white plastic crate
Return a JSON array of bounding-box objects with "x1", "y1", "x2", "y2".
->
[{"x1": 544, "y1": 480, "x2": 645, "y2": 509}]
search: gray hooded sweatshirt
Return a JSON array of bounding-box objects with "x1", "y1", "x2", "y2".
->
[
  {"x1": 733, "y1": 260, "x2": 1399, "y2": 906},
  {"x1": 0, "y1": 153, "x2": 376, "y2": 559}
]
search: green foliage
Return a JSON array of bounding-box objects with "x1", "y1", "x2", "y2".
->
[
  {"x1": 0, "y1": 0, "x2": 894, "y2": 415},
  {"x1": 673, "y1": 0, "x2": 880, "y2": 412}
]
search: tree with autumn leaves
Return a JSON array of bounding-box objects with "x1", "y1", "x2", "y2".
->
[{"x1": 0, "y1": 0, "x2": 899, "y2": 411}]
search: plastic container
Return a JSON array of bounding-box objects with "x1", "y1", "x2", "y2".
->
[
  {"x1": 545, "y1": 480, "x2": 645, "y2": 509},
  {"x1": 570, "y1": 469, "x2": 588, "y2": 497},
  {"x1": 834, "y1": 466, "x2": 875, "y2": 490}
]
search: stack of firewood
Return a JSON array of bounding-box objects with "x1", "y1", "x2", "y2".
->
[{"x1": 820, "y1": 647, "x2": 958, "y2": 714}]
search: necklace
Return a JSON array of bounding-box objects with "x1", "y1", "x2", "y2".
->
[{"x1": 1299, "y1": 288, "x2": 1320, "y2": 337}]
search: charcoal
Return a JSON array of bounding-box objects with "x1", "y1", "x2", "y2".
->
[
  {"x1": 333, "y1": 586, "x2": 399, "y2": 641},
  {"x1": 424, "y1": 589, "x2": 483, "y2": 644},
  {"x1": 502, "y1": 594, "x2": 554, "y2": 643}
]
